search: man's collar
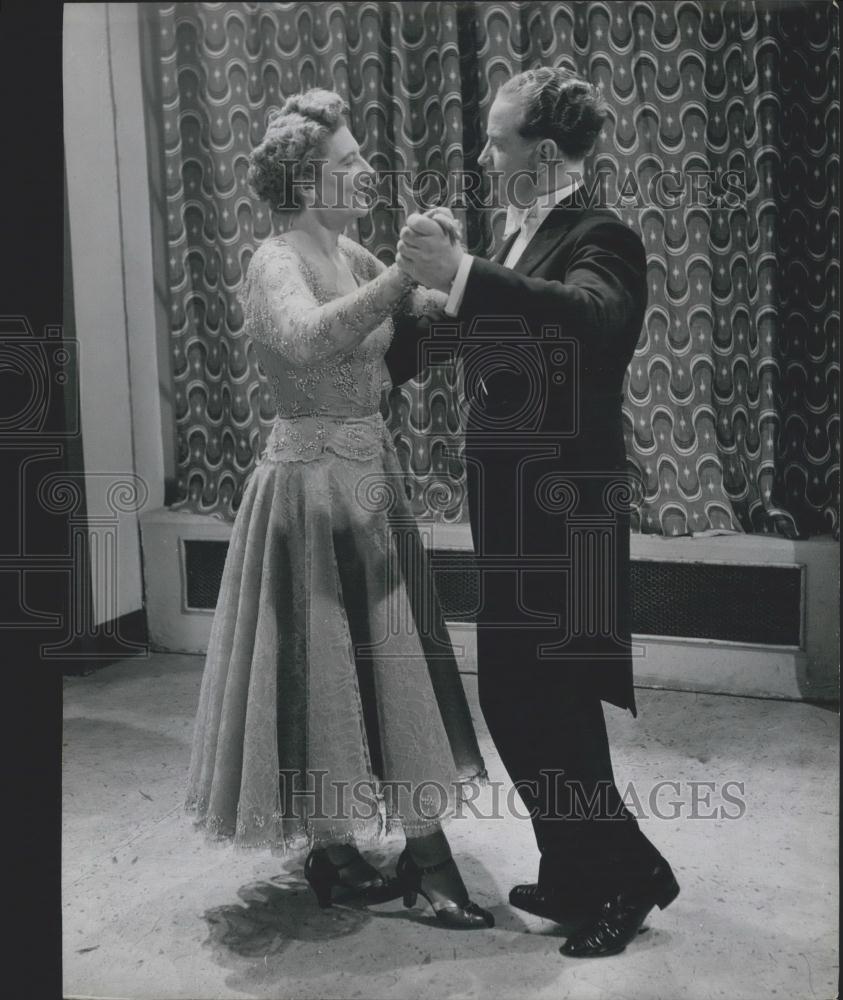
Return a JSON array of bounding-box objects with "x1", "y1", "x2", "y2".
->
[
  {"x1": 533, "y1": 177, "x2": 585, "y2": 217},
  {"x1": 503, "y1": 178, "x2": 585, "y2": 238}
]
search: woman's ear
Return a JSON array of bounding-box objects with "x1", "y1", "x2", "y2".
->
[{"x1": 298, "y1": 183, "x2": 317, "y2": 209}]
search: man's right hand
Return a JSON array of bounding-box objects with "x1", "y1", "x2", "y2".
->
[
  {"x1": 398, "y1": 212, "x2": 466, "y2": 292},
  {"x1": 422, "y1": 206, "x2": 463, "y2": 246}
]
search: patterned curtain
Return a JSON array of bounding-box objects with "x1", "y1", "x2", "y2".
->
[{"x1": 146, "y1": 1, "x2": 839, "y2": 538}]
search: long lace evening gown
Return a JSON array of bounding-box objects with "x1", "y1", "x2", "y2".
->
[{"x1": 184, "y1": 232, "x2": 487, "y2": 855}]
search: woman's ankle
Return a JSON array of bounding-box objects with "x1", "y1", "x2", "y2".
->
[
  {"x1": 406, "y1": 827, "x2": 450, "y2": 867},
  {"x1": 405, "y1": 829, "x2": 470, "y2": 908}
]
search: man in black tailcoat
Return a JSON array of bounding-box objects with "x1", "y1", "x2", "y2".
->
[{"x1": 389, "y1": 67, "x2": 679, "y2": 958}]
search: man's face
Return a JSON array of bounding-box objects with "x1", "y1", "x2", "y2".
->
[{"x1": 477, "y1": 94, "x2": 539, "y2": 207}]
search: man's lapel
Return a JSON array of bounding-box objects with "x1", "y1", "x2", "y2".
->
[
  {"x1": 492, "y1": 231, "x2": 518, "y2": 264},
  {"x1": 511, "y1": 189, "x2": 588, "y2": 277}
]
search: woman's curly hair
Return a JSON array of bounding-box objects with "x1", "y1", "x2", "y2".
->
[
  {"x1": 499, "y1": 67, "x2": 607, "y2": 160},
  {"x1": 246, "y1": 89, "x2": 350, "y2": 215}
]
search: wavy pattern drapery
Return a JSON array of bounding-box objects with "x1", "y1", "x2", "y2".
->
[{"x1": 146, "y1": 1, "x2": 839, "y2": 538}]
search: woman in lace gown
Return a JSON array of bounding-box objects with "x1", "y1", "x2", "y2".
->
[{"x1": 184, "y1": 89, "x2": 493, "y2": 928}]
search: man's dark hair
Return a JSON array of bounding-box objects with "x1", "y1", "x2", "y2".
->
[{"x1": 499, "y1": 66, "x2": 608, "y2": 159}]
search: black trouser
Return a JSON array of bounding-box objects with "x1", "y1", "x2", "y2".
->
[{"x1": 477, "y1": 661, "x2": 665, "y2": 897}]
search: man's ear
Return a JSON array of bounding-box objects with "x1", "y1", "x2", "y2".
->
[
  {"x1": 540, "y1": 144, "x2": 566, "y2": 188},
  {"x1": 536, "y1": 138, "x2": 558, "y2": 162},
  {"x1": 530, "y1": 139, "x2": 556, "y2": 186}
]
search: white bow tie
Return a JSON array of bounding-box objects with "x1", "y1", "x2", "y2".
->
[{"x1": 503, "y1": 201, "x2": 540, "y2": 239}]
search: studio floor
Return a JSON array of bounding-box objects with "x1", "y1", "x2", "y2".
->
[{"x1": 62, "y1": 651, "x2": 838, "y2": 1000}]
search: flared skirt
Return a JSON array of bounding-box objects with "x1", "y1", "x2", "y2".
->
[{"x1": 184, "y1": 416, "x2": 486, "y2": 855}]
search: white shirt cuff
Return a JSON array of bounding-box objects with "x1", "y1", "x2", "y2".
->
[{"x1": 443, "y1": 253, "x2": 474, "y2": 316}]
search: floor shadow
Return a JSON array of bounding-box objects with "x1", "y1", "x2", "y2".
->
[
  {"x1": 198, "y1": 855, "x2": 627, "y2": 997},
  {"x1": 202, "y1": 877, "x2": 371, "y2": 960}
]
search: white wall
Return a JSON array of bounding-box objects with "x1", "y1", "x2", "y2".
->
[{"x1": 63, "y1": 3, "x2": 164, "y2": 624}]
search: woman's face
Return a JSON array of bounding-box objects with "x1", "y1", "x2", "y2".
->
[{"x1": 310, "y1": 122, "x2": 375, "y2": 223}]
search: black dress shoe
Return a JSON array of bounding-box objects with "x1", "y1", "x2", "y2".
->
[
  {"x1": 303, "y1": 848, "x2": 402, "y2": 909},
  {"x1": 509, "y1": 883, "x2": 598, "y2": 927},
  {"x1": 559, "y1": 862, "x2": 680, "y2": 958}
]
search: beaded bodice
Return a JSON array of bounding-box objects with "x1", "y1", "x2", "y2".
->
[
  {"x1": 241, "y1": 233, "x2": 395, "y2": 419},
  {"x1": 240, "y1": 232, "x2": 448, "y2": 463}
]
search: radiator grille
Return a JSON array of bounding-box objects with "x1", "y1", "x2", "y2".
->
[
  {"x1": 629, "y1": 560, "x2": 801, "y2": 645},
  {"x1": 182, "y1": 541, "x2": 802, "y2": 647},
  {"x1": 183, "y1": 540, "x2": 228, "y2": 611}
]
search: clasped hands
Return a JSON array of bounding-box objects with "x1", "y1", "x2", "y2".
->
[{"x1": 396, "y1": 206, "x2": 466, "y2": 292}]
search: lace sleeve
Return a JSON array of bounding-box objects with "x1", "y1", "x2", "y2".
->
[
  {"x1": 242, "y1": 238, "x2": 416, "y2": 366},
  {"x1": 402, "y1": 286, "x2": 449, "y2": 317}
]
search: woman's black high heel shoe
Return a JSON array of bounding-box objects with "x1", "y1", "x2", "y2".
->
[
  {"x1": 304, "y1": 848, "x2": 401, "y2": 909},
  {"x1": 396, "y1": 848, "x2": 495, "y2": 929}
]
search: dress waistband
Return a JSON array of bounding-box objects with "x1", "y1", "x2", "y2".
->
[{"x1": 259, "y1": 411, "x2": 392, "y2": 464}]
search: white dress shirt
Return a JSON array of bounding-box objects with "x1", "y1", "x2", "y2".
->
[{"x1": 444, "y1": 177, "x2": 584, "y2": 317}]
